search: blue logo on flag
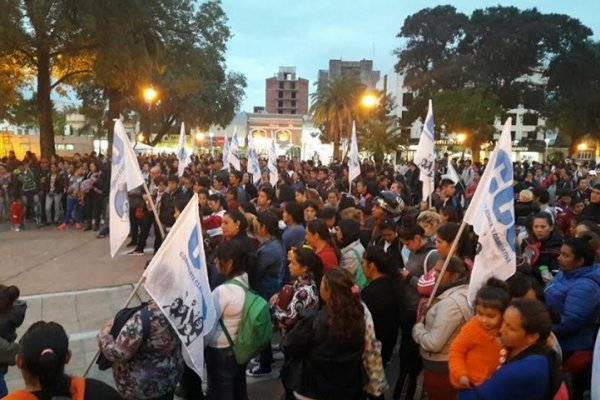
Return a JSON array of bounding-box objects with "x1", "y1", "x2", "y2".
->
[
  {"x1": 188, "y1": 227, "x2": 201, "y2": 269},
  {"x1": 489, "y1": 149, "x2": 515, "y2": 252},
  {"x1": 113, "y1": 133, "x2": 124, "y2": 166}
]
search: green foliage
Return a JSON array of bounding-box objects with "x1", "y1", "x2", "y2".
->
[
  {"x1": 310, "y1": 75, "x2": 367, "y2": 159},
  {"x1": 395, "y1": 5, "x2": 593, "y2": 145},
  {"x1": 544, "y1": 40, "x2": 600, "y2": 149},
  {"x1": 358, "y1": 118, "x2": 403, "y2": 163}
]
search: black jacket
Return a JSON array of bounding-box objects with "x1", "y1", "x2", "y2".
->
[{"x1": 282, "y1": 309, "x2": 365, "y2": 400}]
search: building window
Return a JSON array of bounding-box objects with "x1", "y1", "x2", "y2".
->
[
  {"x1": 279, "y1": 82, "x2": 284, "y2": 89},
  {"x1": 291, "y1": 110, "x2": 296, "y2": 115},
  {"x1": 522, "y1": 113, "x2": 538, "y2": 126},
  {"x1": 278, "y1": 91, "x2": 283, "y2": 98},
  {"x1": 291, "y1": 92, "x2": 296, "y2": 99},
  {"x1": 55, "y1": 144, "x2": 74, "y2": 151},
  {"x1": 278, "y1": 100, "x2": 283, "y2": 107},
  {"x1": 291, "y1": 101, "x2": 296, "y2": 107},
  {"x1": 278, "y1": 109, "x2": 283, "y2": 114},
  {"x1": 290, "y1": 82, "x2": 296, "y2": 90}
]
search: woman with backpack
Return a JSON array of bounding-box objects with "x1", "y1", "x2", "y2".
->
[
  {"x1": 458, "y1": 299, "x2": 567, "y2": 400},
  {"x1": 205, "y1": 240, "x2": 251, "y2": 400},
  {"x1": 4, "y1": 321, "x2": 121, "y2": 400},
  {"x1": 98, "y1": 301, "x2": 183, "y2": 400}
]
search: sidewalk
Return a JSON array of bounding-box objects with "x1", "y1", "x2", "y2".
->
[{"x1": 0, "y1": 224, "x2": 285, "y2": 398}]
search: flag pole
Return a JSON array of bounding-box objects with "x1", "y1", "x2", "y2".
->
[
  {"x1": 83, "y1": 274, "x2": 147, "y2": 377},
  {"x1": 425, "y1": 220, "x2": 469, "y2": 310},
  {"x1": 142, "y1": 182, "x2": 166, "y2": 239}
]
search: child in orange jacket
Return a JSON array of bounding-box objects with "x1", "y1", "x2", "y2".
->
[{"x1": 449, "y1": 278, "x2": 511, "y2": 389}]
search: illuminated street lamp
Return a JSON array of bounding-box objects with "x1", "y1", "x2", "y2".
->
[
  {"x1": 137, "y1": 134, "x2": 145, "y2": 143},
  {"x1": 143, "y1": 87, "x2": 158, "y2": 105},
  {"x1": 195, "y1": 132, "x2": 205, "y2": 141},
  {"x1": 361, "y1": 93, "x2": 378, "y2": 109},
  {"x1": 577, "y1": 142, "x2": 588, "y2": 151}
]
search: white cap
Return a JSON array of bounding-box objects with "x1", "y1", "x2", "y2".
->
[{"x1": 589, "y1": 170, "x2": 597, "y2": 176}]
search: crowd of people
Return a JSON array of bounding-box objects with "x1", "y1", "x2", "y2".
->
[{"x1": 1, "y1": 148, "x2": 599, "y2": 400}]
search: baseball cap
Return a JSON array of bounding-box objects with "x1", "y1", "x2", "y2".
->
[{"x1": 588, "y1": 170, "x2": 597, "y2": 176}]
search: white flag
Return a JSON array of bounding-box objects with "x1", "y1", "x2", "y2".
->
[
  {"x1": 229, "y1": 128, "x2": 241, "y2": 171},
  {"x1": 177, "y1": 122, "x2": 192, "y2": 177},
  {"x1": 144, "y1": 193, "x2": 216, "y2": 377},
  {"x1": 446, "y1": 158, "x2": 461, "y2": 185},
  {"x1": 268, "y1": 133, "x2": 278, "y2": 187},
  {"x1": 464, "y1": 118, "x2": 516, "y2": 304},
  {"x1": 348, "y1": 121, "x2": 361, "y2": 183},
  {"x1": 414, "y1": 100, "x2": 435, "y2": 202},
  {"x1": 247, "y1": 132, "x2": 261, "y2": 185},
  {"x1": 592, "y1": 328, "x2": 600, "y2": 400},
  {"x1": 110, "y1": 119, "x2": 145, "y2": 257},
  {"x1": 222, "y1": 131, "x2": 230, "y2": 171}
]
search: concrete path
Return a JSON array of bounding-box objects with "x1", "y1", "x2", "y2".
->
[{"x1": 0, "y1": 223, "x2": 285, "y2": 399}]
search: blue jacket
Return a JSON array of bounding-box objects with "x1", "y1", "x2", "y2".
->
[
  {"x1": 254, "y1": 238, "x2": 285, "y2": 299},
  {"x1": 545, "y1": 264, "x2": 600, "y2": 351},
  {"x1": 459, "y1": 353, "x2": 549, "y2": 400}
]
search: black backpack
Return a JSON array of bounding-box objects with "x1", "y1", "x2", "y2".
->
[{"x1": 96, "y1": 302, "x2": 151, "y2": 370}]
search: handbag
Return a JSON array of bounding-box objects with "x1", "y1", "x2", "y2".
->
[{"x1": 361, "y1": 304, "x2": 388, "y2": 397}]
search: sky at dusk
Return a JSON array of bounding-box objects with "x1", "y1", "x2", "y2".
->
[{"x1": 220, "y1": 0, "x2": 600, "y2": 112}]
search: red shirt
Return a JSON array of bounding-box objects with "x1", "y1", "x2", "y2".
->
[{"x1": 317, "y1": 244, "x2": 339, "y2": 270}]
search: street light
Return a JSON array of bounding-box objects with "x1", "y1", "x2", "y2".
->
[
  {"x1": 195, "y1": 132, "x2": 205, "y2": 141},
  {"x1": 137, "y1": 134, "x2": 145, "y2": 143},
  {"x1": 361, "y1": 93, "x2": 378, "y2": 109},
  {"x1": 577, "y1": 142, "x2": 588, "y2": 151},
  {"x1": 143, "y1": 87, "x2": 158, "y2": 105}
]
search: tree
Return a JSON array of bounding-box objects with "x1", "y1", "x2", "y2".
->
[
  {"x1": 0, "y1": 0, "x2": 95, "y2": 158},
  {"x1": 310, "y1": 75, "x2": 366, "y2": 160},
  {"x1": 395, "y1": 5, "x2": 593, "y2": 142},
  {"x1": 434, "y1": 88, "x2": 501, "y2": 162},
  {"x1": 358, "y1": 118, "x2": 404, "y2": 164},
  {"x1": 545, "y1": 40, "x2": 600, "y2": 154}
]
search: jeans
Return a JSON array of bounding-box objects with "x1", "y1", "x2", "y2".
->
[
  {"x1": 21, "y1": 191, "x2": 40, "y2": 224},
  {"x1": 64, "y1": 198, "x2": 82, "y2": 223},
  {"x1": 205, "y1": 346, "x2": 248, "y2": 400},
  {"x1": 45, "y1": 193, "x2": 63, "y2": 223},
  {"x1": 0, "y1": 366, "x2": 8, "y2": 398}
]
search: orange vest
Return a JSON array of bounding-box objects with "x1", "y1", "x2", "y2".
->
[{"x1": 3, "y1": 376, "x2": 86, "y2": 400}]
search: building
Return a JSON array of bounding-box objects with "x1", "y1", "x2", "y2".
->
[
  {"x1": 376, "y1": 70, "x2": 410, "y2": 121},
  {"x1": 265, "y1": 67, "x2": 309, "y2": 115},
  {"x1": 318, "y1": 59, "x2": 380, "y2": 88}
]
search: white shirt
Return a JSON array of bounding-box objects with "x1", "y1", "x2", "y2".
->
[{"x1": 206, "y1": 273, "x2": 248, "y2": 348}]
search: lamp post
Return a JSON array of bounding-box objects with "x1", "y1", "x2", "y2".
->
[
  {"x1": 544, "y1": 138, "x2": 550, "y2": 163},
  {"x1": 142, "y1": 87, "x2": 158, "y2": 146},
  {"x1": 456, "y1": 133, "x2": 467, "y2": 160}
]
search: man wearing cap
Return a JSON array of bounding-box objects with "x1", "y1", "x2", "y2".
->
[
  {"x1": 588, "y1": 170, "x2": 598, "y2": 188},
  {"x1": 578, "y1": 181, "x2": 600, "y2": 225}
]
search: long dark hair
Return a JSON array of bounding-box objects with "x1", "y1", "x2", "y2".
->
[
  {"x1": 217, "y1": 240, "x2": 247, "y2": 278},
  {"x1": 509, "y1": 299, "x2": 552, "y2": 344},
  {"x1": 307, "y1": 219, "x2": 341, "y2": 261},
  {"x1": 363, "y1": 246, "x2": 395, "y2": 276},
  {"x1": 437, "y1": 222, "x2": 474, "y2": 259},
  {"x1": 291, "y1": 246, "x2": 324, "y2": 288},
  {"x1": 19, "y1": 321, "x2": 71, "y2": 399},
  {"x1": 257, "y1": 211, "x2": 281, "y2": 239},
  {"x1": 337, "y1": 219, "x2": 360, "y2": 248},
  {"x1": 322, "y1": 268, "x2": 364, "y2": 340}
]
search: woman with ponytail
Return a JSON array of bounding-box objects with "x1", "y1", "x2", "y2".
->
[
  {"x1": 282, "y1": 268, "x2": 365, "y2": 400},
  {"x1": 4, "y1": 321, "x2": 120, "y2": 400}
]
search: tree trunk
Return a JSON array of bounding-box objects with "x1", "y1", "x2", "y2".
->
[
  {"x1": 469, "y1": 137, "x2": 482, "y2": 163},
  {"x1": 106, "y1": 88, "x2": 122, "y2": 156},
  {"x1": 37, "y1": 51, "x2": 55, "y2": 158},
  {"x1": 150, "y1": 116, "x2": 176, "y2": 146}
]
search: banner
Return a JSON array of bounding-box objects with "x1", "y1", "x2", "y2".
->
[
  {"x1": 348, "y1": 121, "x2": 361, "y2": 183},
  {"x1": 414, "y1": 99, "x2": 435, "y2": 202},
  {"x1": 229, "y1": 128, "x2": 241, "y2": 171},
  {"x1": 177, "y1": 122, "x2": 192, "y2": 177},
  {"x1": 268, "y1": 133, "x2": 278, "y2": 187},
  {"x1": 463, "y1": 118, "x2": 516, "y2": 304},
  {"x1": 446, "y1": 158, "x2": 461, "y2": 185},
  {"x1": 109, "y1": 120, "x2": 145, "y2": 257},
  {"x1": 144, "y1": 193, "x2": 216, "y2": 376}
]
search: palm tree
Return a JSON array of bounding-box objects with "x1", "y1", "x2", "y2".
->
[
  {"x1": 359, "y1": 118, "x2": 404, "y2": 164},
  {"x1": 310, "y1": 75, "x2": 365, "y2": 160}
]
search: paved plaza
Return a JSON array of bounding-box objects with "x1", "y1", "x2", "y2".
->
[{"x1": 0, "y1": 224, "x2": 285, "y2": 398}]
